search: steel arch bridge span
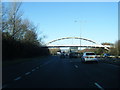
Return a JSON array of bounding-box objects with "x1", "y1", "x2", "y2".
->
[
  {"x1": 46, "y1": 37, "x2": 97, "y2": 45},
  {"x1": 46, "y1": 37, "x2": 110, "y2": 50}
]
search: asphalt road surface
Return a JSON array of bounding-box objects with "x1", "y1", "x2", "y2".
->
[{"x1": 2, "y1": 56, "x2": 120, "y2": 89}]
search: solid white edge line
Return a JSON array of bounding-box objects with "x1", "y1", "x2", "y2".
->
[
  {"x1": 14, "y1": 76, "x2": 22, "y2": 81},
  {"x1": 94, "y1": 82, "x2": 104, "y2": 90}
]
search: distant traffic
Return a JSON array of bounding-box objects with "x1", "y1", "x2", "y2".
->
[{"x1": 56, "y1": 51, "x2": 116, "y2": 63}]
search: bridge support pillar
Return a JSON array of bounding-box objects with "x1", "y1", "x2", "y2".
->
[{"x1": 69, "y1": 47, "x2": 78, "y2": 52}]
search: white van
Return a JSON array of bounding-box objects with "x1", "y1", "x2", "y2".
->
[{"x1": 82, "y1": 52, "x2": 98, "y2": 62}]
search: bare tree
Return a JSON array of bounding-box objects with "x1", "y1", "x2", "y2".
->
[
  {"x1": 1, "y1": 3, "x2": 9, "y2": 32},
  {"x1": 2, "y1": 2, "x2": 45, "y2": 46},
  {"x1": 21, "y1": 20, "x2": 43, "y2": 46},
  {"x1": 7, "y1": 2, "x2": 23, "y2": 39},
  {"x1": 23, "y1": 30, "x2": 39, "y2": 45},
  {"x1": 115, "y1": 40, "x2": 120, "y2": 56},
  {"x1": 108, "y1": 40, "x2": 120, "y2": 56}
]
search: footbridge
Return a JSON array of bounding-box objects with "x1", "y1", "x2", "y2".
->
[{"x1": 45, "y1": 37, "x2": 111, "y2": 50}]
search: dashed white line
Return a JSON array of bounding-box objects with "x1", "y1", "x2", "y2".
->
[
  {"x1": 74, "y1": 65, "x2": 78, "y2": 68},
  {"x1": 32, "y1": 69, "x2": 36, "y2": 72},
  {"x1": 39, "y1": 60, "x2": 53, "y2": 67},
  {"x1": 94, "y1": 82, "x2": 104, "y2": 90},
  {"x1": 25, "y1": 72, "x2": 31, "y2": 75},
  {"x1": 14, "y1": 76, "x2": 22, "y2": 81},
  {"x1": 36, "y1": 67, "x2": 39, "y2": 69},
  {"x1": 4, "y1": 61, "x2": 53, "y2": 87}
]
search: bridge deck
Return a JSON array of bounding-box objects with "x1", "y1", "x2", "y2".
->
[{"x1": 47, "y1": 44, "x2": 111, "y2": 48}]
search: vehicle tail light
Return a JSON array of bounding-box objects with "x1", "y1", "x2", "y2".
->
[{"x1": 84, "y1": 56, "x2": 88, "y2": 58}]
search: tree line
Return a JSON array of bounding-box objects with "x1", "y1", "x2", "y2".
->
[
  {"x1": 94, "y1": 41, "x2": 120, "y2": 56},
  {"x1": 1, "y1": 2, "x2": 50, "y2": 60}
]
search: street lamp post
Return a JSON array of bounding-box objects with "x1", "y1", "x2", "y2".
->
[
  {"x1": 80, "y1": 24, "x2": 82, "y2": 51},
  {"x1": 75, "y1": 20, "x2": 82, "y2": 51}
]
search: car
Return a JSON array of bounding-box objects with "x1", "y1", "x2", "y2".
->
[
  {"x1": 103, "y1": 53, "x2": 111, "y2": 58},
  {"x1": 82, "y1": 52, "x2": 98, "y2": 63},
  {"x1": 57, "y1": 52, "x2": 61, "y2": 55},
  {"x1": 69, "y1": 52, "x2": 78, "y2": 58},
  {"x1": 96, "y1": 55, "x2": 101, "y2": 58},
  {"x1": 60, "y1": 53, "x2": 65, "y2": 58},
  {"x1": 78, "y1": 53, "x2": 83, "y2": 58}
]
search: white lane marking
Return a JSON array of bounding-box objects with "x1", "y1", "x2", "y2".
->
[
  {"x1": 36, "y1": 67, "x2": 39, "y2": 69},
  {"x1": 32, "y1": 69, "x2": 36, "y2": 72},
  {"x1": 25, "y1": 72, "x2": 31, "y2": 75},
  {"x1": 94, "y1": 83, "x2": 104, "y2": 90},
  {"x1": 14, "y1": 76, "x2": 22, "y2": 81},
  {"x1": 74, "y1": 65, "x2": 78, "y2": 68},
  {"x1": 41, "y1": 61, "x2": 53, "y2": 67},
  {"x1": 40, "y1": 64, "x2": 47, "y2": 67}
]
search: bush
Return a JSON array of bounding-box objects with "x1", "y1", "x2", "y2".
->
[{"x1": 2, "y1": 37, "x2": 50, "y2": 61}]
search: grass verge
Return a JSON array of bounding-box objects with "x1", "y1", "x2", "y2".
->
[{"x1": 2, "y1": 56, "x2": 49, "y2": 67}]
